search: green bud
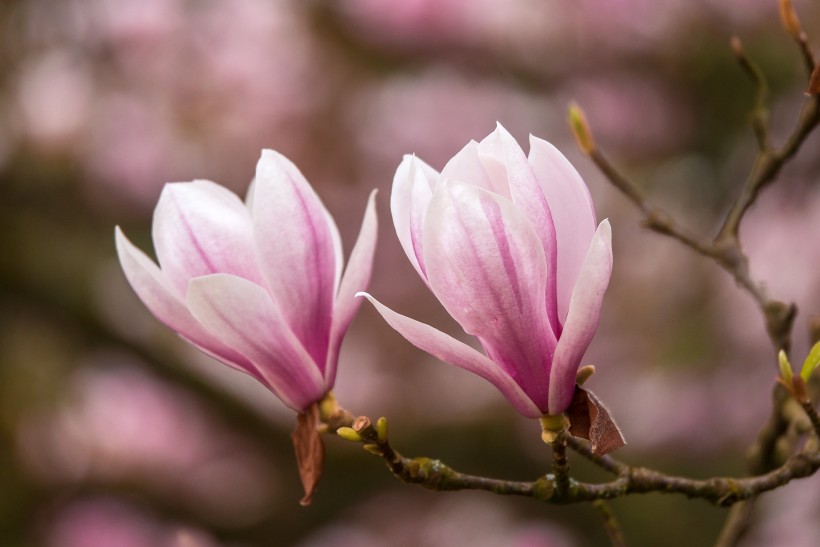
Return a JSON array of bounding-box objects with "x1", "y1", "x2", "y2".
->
[
  {"x1": 539, "y1": 414, "x2": 568, "y2": 443},
  {"x1": 376, "y1": 417, "x2": 389, "y2": 443},
  {"x1": 576, "y1": 365, "x2": 596, "y2": 386},
  {"x1": 362, "y1": 444, "x2": 382, "y2": 455},
  {"x1": 778, "y1": 350, "x2": 793, "y2": 384},
  {"x1": 568, "y1": 103, "x2": 596, "y2": 155},
  {"x1": 800, "y1": 342, "x2": 820, "y2": 382},
  {"x1": 336, "y1": 427, "x2": 362, "y2": 442}
]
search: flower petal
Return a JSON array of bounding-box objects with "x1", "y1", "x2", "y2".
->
[
  {"x1": 423, "y1": 180, "x2": 555, "y2": 410},
  {"x1": 152, "y1": 180, "x2": 261, "y2": 295},
  {"x1": 325, "y1": 190, "x2": 379, "y2": 386},
  {"x1": 548, "y1": 220, "x2": 613, "y2": 415},
  {"x1": 358, "y1": 293, "x2": 542, "y2": 418},
  {"x1": 528, "y1": 135, "x2": 597, "y2": 323},
  {"x1": 479, "y1": 124, "x2": 560, "y2": 335},
  {"x1": 115, "y1": 227, "x2": 263, "y2": 382},
  {"x1": 440, "y1": 140, "x2": 495, "y2": 194},
  {"x1": 391, "y1": 155, "x2": 436, "y2": 279},
  {"x1": 252, "y1": 149, "x2": 338, "y2": 368},
  {"x1": 186, "y1": 273, "x2": 325, "y2": 411}
]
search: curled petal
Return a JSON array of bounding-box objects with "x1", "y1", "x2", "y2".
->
[
  {"x1": 152, "y1": 181, "x2": 261, "y2": 294},
  {"x1": 440, "y1": 140, "x2": 495, "y2": 193},
  {"x1": 528, "y1": 135, "x2": 597, "y2": 323},
  {"x1": 186, "y1": 274, "x2": 325, "y2": 411},
  {"x1": 358, "y1": 293, "x2": 542, "y2": 418},
  {"x1": 326, "y1": 190, "x2": 379, "y2": 386},
  {"x1": 423, "y1": 180, "x2": 555, "y2": 410},
  {"x1": 253, "y1": 149, "x2": 338, "y2": 368},
  {"x1": 548, "y1": 220, "x2": 613, "y2": 415},
  {"x1": 115, "y1": 227, "x2": 262, "y2": 382},
  {"x1": 391, "y1": 155, "x2": 436, "y2": 279}
]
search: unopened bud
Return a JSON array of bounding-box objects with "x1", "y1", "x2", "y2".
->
[
  {"x1": 353, "y1": 416, "x2": 371, "y2": 433},
  {"x1": 779, "y1": 0, "x2": 803, "y2": 40},
  {"x1": 376, "y1": 417, "x2": 389, "y2": 443},
  {"x1": 778, "y1": 350, "x2": 793, "y2": 384},
  {"x1": 568, "y1": 103, "x2": 596, "y2": 155},
  {"x1": 800, "y1": 341, "x2": 820, "y2": 382},
  {"x1": 539, "y1": 414, "x2": 568, "y2": 444},
  {"x1": 336, "y1": 427, "x2": 362, "y2": 442},
  {"x1": 576, "y1": 365, "x2": 596, "y2": 386},
  {"x1": 362, "y1": 444, "x2": 382, "y2": 455}
]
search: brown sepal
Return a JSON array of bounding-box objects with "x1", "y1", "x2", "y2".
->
[
  {"x1": 566, "y1": 386, "x2": 626, "y2": 456},
  {"x1": 291, "y1": 404, "x2": 325, "y2": 506},
  {"x1": 807, "y1": 65, "x2": 820, "y2": 96}
]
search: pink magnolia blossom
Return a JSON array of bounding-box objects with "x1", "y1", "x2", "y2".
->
[
  {"x1": 116, "y1": 150, "x2": 377, "y2": 411},
  {"x1": 361, "y1": 124, "x2": 612, "y2": 417}
]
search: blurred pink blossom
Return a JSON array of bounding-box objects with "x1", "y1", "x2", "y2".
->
[
  {"x1": 297, "y1": 491, "x2": 576, "y2": 547},
  {"x1": 18, "y1": 360, "x2": 276, "y2": 525},
  {"x1": 46, "y1": 497, "x2": 219, "y2": 547}
]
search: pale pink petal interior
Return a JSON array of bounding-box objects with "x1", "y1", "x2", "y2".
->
[
  {"x1": 187, "y1": 273, "x2": 326, "y2": 411},
  {"x1": 252, "y1": 150, "x2": 337, "y2": 369},
  {"x1": 115, "y1": 227, "x2": 265, "y2": 384},
  {"x1": 528, "y1": 136, "x2": 597, "y2": 324},
  {"x1": 152, "y1": 180, "x2": 261, "y2": 295},
  {"x1": 423, "y1": 181, "x2": 555, "y2": 410}
]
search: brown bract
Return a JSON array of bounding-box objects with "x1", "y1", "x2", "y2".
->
[
  {"x1": 567, "y1": 386, "x2": 626, "y2": 456},
  {"x1": 291, "y1": 404, "x2": 325, "y2": 506}
]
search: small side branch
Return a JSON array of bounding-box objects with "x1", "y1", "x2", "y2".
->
[{"x1": 594, "y1": 500, "x2": 627, "y2": 547}]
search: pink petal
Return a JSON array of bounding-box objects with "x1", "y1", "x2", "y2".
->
[
  {"x1": 115, "y1": 227, "x2": 264, "y2": 383},
  {"x1": 186, "y1": 274, "x2": 325, "y2": 411},
  {"x1": 152, "y1": 180, "x2": 261, "y2": 295},
  {"x1": 358, "y1": 293, "x2": 542, "y2": 418},
  {"x1": 391, "y1": 155, "x2": 436, "y2": 279},
  {"x1": 548, "y1": 220, "x2": 613, "y2": 415},
  {"x1": 481, "y1": 124, "x2": 560, "y2": 335},
  {"x1": 423, "y1": 180, "x2": 555, "y2": 410},
  {"x1": 252, "y1": 149, "x2": 338, "y2": 369},
  {"x1": 440, "y1": 140, "x2": 495, "y2": 193},
  {"x1": 325, "y1": 190, "x2": 379, "y2": 386},
  {"x1": 528, "y1": 135, "x2": 597, "y2": 324}
]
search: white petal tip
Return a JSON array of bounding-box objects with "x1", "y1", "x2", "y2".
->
[
  {"x1": 598, "y1": 218, "x2": 612, "y2": 237},
  {"x1": 354, "y1": 291, "x2": 370, "y2": 299}
]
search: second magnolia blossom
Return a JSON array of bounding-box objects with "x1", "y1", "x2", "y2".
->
[
  {"x1": 116, "y1": 150, "x2": 377, "y2": 412},
  {"x1": 361, "y1": 124, "x2": 613, "y2": 417}
]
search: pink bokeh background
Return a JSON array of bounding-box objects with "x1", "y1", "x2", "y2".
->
[{"x1": 1, "y1": 0, "x2": 819, "y2": 545}]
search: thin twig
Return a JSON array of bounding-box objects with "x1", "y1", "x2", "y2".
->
[
  {"x1": 551, "y1": 432, "x2": 571, "y2": 499},
  {"x1": 800, "y1": 400, "x2": 820, "y2": 440},
  {"x1": 730, "y1": 36, "x2": 771, "y2": 151},
  {"x1": 714, "y1": 501, "x2": 755, "y2": 547},
  {"x1": 594, "y1": 500, "x2": 627, "y2": 547},
  {"x1": 716, "y1": 94, "x2": 820, "y2": 241},
  {"x1": 587, "y1": 149, "x2": 713, "y2": 257},
  {"x1": 566, "y1": 436, "x2": 628, "y2": 476}
]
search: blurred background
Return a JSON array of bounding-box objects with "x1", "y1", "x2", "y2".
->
[{"x1": 1, "y1": 0, "x2": 819, "y2": 545}]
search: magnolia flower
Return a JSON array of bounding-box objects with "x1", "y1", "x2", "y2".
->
[
  {"x1": 360, "y1": 124, "x2": 612, "y2": 417},
  {"x1": 116, "y1": 150, "x2": 378, "y2": 412}
]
